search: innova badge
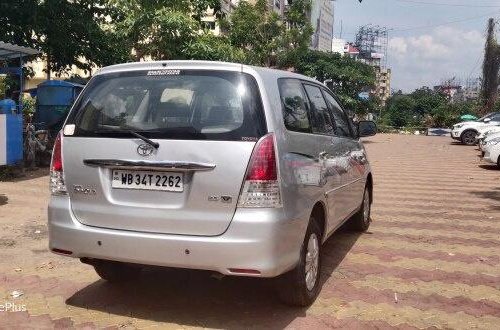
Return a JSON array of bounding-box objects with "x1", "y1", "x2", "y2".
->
[{"x1": 137, "y1": 144, "x2": 154, "y2": 157}]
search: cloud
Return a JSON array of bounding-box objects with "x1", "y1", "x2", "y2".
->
[
  {"x1": 388, "y1": 26, "x2": 484, "y2": 92},
  {"x1": 389, "y1": 37, "x2": 408, "y2": 56}
]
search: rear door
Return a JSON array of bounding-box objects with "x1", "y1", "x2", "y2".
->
[
  {"x1": 302, "y1": 83, "x2": 348, "y2": 230},
  {"x1": 63, "y1": 69, "x2": 266, "y2": 236},
  {"x1": 322, "y1": 90, "x2": 367, "y2": 216}
]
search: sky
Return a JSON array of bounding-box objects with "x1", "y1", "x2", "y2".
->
[{"x1": 333, "y1": 0, "x2": 500, "y2": 92}]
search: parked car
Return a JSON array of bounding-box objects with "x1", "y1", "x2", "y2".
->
[
  {"x1": 48, "y1": 61, "x2": 377, "y2": 306},
  {"x1": 478, "y1": 127, "x2": 500, "y2": 150},
  {"x1": 451, "y1": 112, "x2": 500, "y2": 145},
  {"x1": 482, "y1": 134, "x2": 500, "y2": 168}
]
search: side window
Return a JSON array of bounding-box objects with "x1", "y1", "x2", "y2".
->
[
  {"x1": 303, "y1": 84, "x2": 335, "y2": 135},
  {"x1": 323, "y1": 91, "x2": 352, "y2": 138},
  {"x1": 491, "y1": 114, "x2": 500, "y2": 122},
  {"x1": 278, "y1": 79, "x2": 311, "y2": 133}
]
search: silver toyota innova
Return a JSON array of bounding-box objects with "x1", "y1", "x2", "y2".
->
[{"x1": 48, "y1": 61, "x2": 376, "y2": 306}]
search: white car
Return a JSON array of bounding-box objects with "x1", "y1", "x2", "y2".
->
[
  {"x1": 478, "y1": 127, "x2": 500, "y2": 150},
  {"x1": 482, "y1": 134, "x2": 500, "y2": 167},
  {"x1": 451, "y1": 112, "x2": 500, "y2": 145}
]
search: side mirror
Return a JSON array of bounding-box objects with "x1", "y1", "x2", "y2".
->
[
  {"x1": 484, "y1": 118, "x2": 492, "y2": 123},
  {"x1": 357, "y1": 121, "x2": 377, "y2": 138}
]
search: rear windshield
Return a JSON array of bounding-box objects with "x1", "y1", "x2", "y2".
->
[{"x1": 66, "y1": 70, "x2": 266, "y2": 141}]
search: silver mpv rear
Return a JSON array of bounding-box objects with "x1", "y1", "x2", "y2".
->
[{"x1": 48, "y1": 61, "x2": 376, "y2": 306}]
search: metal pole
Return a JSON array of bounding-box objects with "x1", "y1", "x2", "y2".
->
[{"x1": 19, "y1": 53, "x2": 23, "y2": 114}]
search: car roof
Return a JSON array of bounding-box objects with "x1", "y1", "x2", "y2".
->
[{"x1": 96, "y1": 60, "x2": 321, "y2": 86}]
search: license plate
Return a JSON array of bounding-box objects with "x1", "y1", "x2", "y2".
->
[{"x1": 112, "y1": 170, "x2": 183, "y2": 192}]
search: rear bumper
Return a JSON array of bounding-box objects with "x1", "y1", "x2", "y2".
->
[{"x1": 48, "y1": 197, "x2": 305, "y2": 278}]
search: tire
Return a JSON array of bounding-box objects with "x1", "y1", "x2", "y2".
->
[
  {"x1": 461, "y1": 130, "x2": 478, "y2": 146},
  {"x1": 349, "y1": 186, "x2": 372, "y2": 232},
  {"x1": 278, "y1": 216, "x2": 322, "y2": 307},
  {"x1": 93, "y1": 261, "x2": 142, "y2": 283}
]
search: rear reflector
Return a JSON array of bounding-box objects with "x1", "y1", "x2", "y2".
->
[
  {"x1": 238, "y1": 134, "x2": 281, "y2": 208},
  {"x1": 228, "y1": 268, "x2": 261, "y2": 275},
  {"x1": 51, "y1": 248, "x2": 73, "y2": 255}
]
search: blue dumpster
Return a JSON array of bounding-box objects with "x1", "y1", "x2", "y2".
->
[
  {"x1": 33, "y1": 80, "x2": 84, "y2": 136},
  {"x1": 0, "y1": 113, "x2": 23, "y2": 166}
]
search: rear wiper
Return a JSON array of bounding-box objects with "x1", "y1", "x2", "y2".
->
[
  {"x1": 95, "y1": 128, "x2": 160, "y2": 149},
  {"x1": 126, "y1": 130, "x2": 160, "y2": 149}
]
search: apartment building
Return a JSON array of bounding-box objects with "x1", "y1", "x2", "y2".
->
[{"x1": 375, "y1": 68, "x2": 391, "y2": 105}]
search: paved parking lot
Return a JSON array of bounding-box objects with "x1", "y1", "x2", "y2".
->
[{"x1": 0, "y1": 134, "x2": 499, "y2": 329}]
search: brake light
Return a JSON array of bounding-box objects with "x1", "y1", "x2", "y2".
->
[
  {"x1": 238, "y1": 134, "x2": 281, "y2": 208},
  {"x1": 50, "y1": 132, "x2": 67, "y2": 195},
  {"x1": 51, "y1": 133, "x2": 63, "y2": 171},
  {"x1": 246, "y1": 134, "x2": 277, "y2": 180}
]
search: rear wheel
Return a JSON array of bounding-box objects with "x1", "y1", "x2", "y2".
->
[
  {"x1": 349, "y1": 186, "x2": 371, "y2": 232},
  {"x1": 461, "y1": 130, "x2": 477, "y2": 145},
  {"x1": 93, "y1": 261, "x2": 142, "y2": 282},
  {"x1": 278, "y1": 216, "x2": 322, "y2": 307}
]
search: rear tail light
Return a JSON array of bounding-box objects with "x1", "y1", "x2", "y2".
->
[
  {"x1": 238, "y1": 133, "x2": 282, "y2": 208},
  {"x1": 50, "y1": 132, "x2": 67, "y2": 195}
]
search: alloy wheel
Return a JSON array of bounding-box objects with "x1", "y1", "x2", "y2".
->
[
  {"x1": 463, "y1": 131, "x2": 477, "y2": 145},
  {"x1": 363, "y1": 189, "x2": 371, "y2": 226},
  {"x1": 305, "y1": 233, "x2": 319, "y2": 291}
]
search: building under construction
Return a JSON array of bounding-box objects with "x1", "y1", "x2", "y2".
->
[{"x1": 355, "y1": 25, "x2": 391, "y2": 105}]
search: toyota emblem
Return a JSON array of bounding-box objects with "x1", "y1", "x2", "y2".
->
[{"x1": 137, "y1": 144, "x2": 154, "y2": 157}]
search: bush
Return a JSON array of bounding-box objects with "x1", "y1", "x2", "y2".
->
[
  {"x1": 382, "y1": 87, "x2": 481, "y2": 128},
  {"x1": 22, "y1": 95, "x2": 36, "y2": 117}
]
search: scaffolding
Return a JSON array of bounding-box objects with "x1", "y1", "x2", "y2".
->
[{"x1": 355, "y1": 25, "x2": 389, "y2": 68}]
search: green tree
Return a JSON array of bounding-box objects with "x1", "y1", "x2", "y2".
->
[
  {"x1": 295, "y1": 50, "x2": 377, "y2": 113},
  {"x1": 481, "y1": 18, "x2": 500, "y2": 114},
  {"x1": 221, "y1": 0, "x2": 312, "y2": 67},
  {"x1": 275, "y1": 0, "x2": 314, "y2": 68},
  {"x1": 185, "y1": 33, "x2": 245, "y2": 62},
  {"x1": 410, "y1": 87, "x2": 447, "y2": 117},
  {"x1": 383, "y1": 95, "x2": 417, "y2": 128},
  {"x1": 0, "y1": 1, "x2": 38, "y2": 48},
  {"x1": 0, "y1": 0, "x2": 127, "y2": 78},
  {"x1": 111, "y1": 0, "x2": 222, "y2": 61},
  {"x1": 382, "y1": 86, "x2": 480, "y2": 128},
  {"x1": 223, "y1": 0, "x2": 282, "y2": 66}
]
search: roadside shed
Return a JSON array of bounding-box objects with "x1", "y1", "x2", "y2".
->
[{"x1": 0, "y1": 42, "x2": 41, "y2": 166}]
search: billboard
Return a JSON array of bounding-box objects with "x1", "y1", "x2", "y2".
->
[
  {"x1": 310, "y1": 0, "x2": 334, "y2": 52},
  {"x1": 371, "y1": 52, "x2": 384, "y2": 59}
]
